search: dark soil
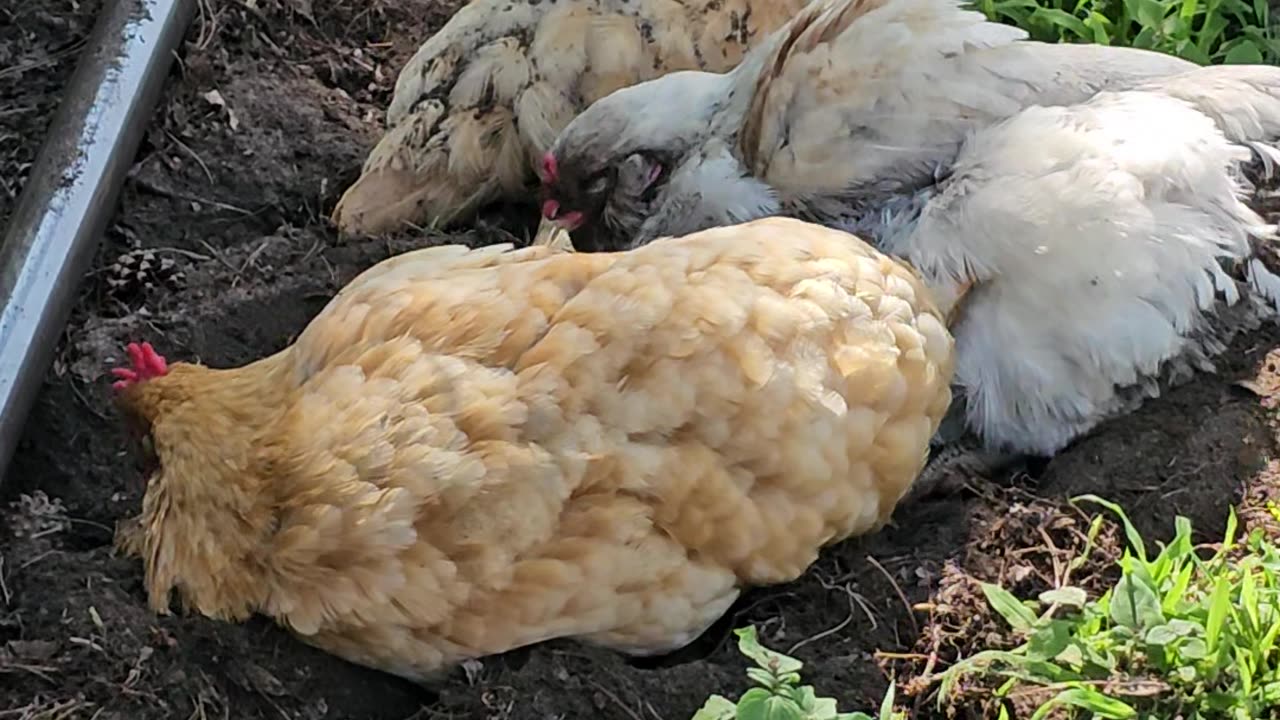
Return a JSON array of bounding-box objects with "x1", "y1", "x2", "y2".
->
[{"x1": 2, "y1": 1, "x2": 1279, "y2": 719}]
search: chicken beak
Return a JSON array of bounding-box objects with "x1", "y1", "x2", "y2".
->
[{"x1": 533, "y1": 218, "x2": 576, "y2": 252}]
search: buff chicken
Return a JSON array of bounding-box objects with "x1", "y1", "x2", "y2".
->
[
  {"x1": 329, "y1": 0, "x2": 808, "y2": 237},
  {"x1": 111, "y1": 217, "x2": 955, "y2": 681},
  {"x1": 537, "y1": 0, "x2": 1280, "y2": 487}
]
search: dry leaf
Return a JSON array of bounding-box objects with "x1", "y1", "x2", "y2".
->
[
  {"x1": 287, "y1": 0, "x2": 316, "y2": 22},
  {"x1": 201, "y1": 89, "x2": 225, "y2": 108},
  {"x1": 201, "y1": 89, "x2": 241, "y2": 132}
]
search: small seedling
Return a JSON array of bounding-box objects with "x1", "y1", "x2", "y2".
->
[
  {"x1": 934, "y1": 494, "x2": 1280, "y2": 719},
  {"x1": 691, "y1": 626, "x2": 904, "y2": 720}
]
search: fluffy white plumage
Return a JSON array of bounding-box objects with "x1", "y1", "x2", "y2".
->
[{"x1": 879, "y1": 83, "x2": 1280, "y2": 455}]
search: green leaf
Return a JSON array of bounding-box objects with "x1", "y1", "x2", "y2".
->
[
  {"x1": 1206, "y1": 577, "x2": 1232, "y2": 654},
  {"x1": 1240, "y1": 567, "x2": 1261, "y2": 632},
  {"x1": 1261, "y1": 681, "x2": 1280, "y2": 704},
  {"x1": 1055, "y1": 643, "x2": 1086, "y2": 670},
  {"x1": 1073, "y1": 496, "x2": 1147, "y2": 564},
  {"x1": 981, "y1": 583, "x2": 1040, "y2": 632},
  {"x1": 1110, "y1": 574, "x2": 1164, "y2": 630},
  {"x1": 1175, "y1": 39, "x2": 1213, "y2": 65},
  {"x1": 737, "y1": 689, "x2": 804, "y2": 720},
  {"x1": 1027, "y1": 621, "x2": 1074, "y2": 660},
  {"x1": 1082, "y1": 11, "x2": 1114, "y2": 44},
  {"x1": 809, "y1": 696, "x2": 839, "y2": 720},
  {"x1": 748, "y1": 668, "x2": 781, "y2": 690},
  {"x1": 1039, "y1": 587, "x2": 1088, "y2": 609},
  {"x1": 1150, "y1": 516, "x2": 1193, "y2": 582},
  {"x1": 1162, "y1": 563, "x2": 1194, "y2": 615},
  {"x1": 785, "y1": 685, "x2": 818, "y2": 711},
  {"x1": 1224, "y1": 39, "x2": 1265, "y2": 63},
  {"x1": 1235, "y1": 646, "x2": 1255, "y2": 695},
  {"x1": 1027, "y1": 7, "x2": 1091, "y2": 39},
  {"x1": 1196, "y1": 13, "x2": 1230, "y2": 58},
  {"x1": 1134, "y1": 0, "x2": 1167, "y2": 29},
  {"x1": 989, "y1": 0, "x2": 1043, "y2": 9},
  {"x1": 1181, "y1": 637, "x2": 1208, "y2": 660},
  {"x1": 692, "y1": 695, "x2": 738, "y2": 720},
  {"x1": 877, "y1": 683, "x2": 897, "y2": 720},
  {"x1": 1028, "y1": 688, "x2": 1137, "y2": 720},
  {"x1": 1132, "y1": 25, "x2": 1159, "y2": 49},
  {"x1": 1145, "y1": 624, "x2": 1180, "y2": 647},
  {"x1": 735, "y1": 627, "x2": 804, "y2": 676}
]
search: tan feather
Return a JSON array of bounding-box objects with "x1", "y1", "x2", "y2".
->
[
  {"x1": 118, "y1": 218, "x2": 954, "y2": 680},
  {"x1": 332, "y1": 0, "x2": 809, "y2": 237}
]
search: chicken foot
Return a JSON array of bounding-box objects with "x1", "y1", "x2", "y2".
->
[{"x1": 902, "y1": 440, "x2": 1025, "y2": 505}]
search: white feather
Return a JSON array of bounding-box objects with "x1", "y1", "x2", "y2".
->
[
  {"x1": 636, "y1": 139, "x2": 781, "y2": 243},
  {"x1": 880, "y1": 90, "x2": 1277, "y2": 455}
]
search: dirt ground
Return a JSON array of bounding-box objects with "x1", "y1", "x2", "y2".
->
[{"x1": 2, "y1": 1, "x2": 1280, "y2": 718}]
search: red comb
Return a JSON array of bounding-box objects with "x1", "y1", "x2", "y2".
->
[
  {"x1": 111, "y1": 342, "x2": 169, "y2": 391},
  {"x1": 540, "y1": 152, "x2": 558, "y2": 183}
]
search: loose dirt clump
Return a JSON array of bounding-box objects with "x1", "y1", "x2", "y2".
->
[{"x1": 3, "y1": 1, "x2": 1280, "y2": 719}]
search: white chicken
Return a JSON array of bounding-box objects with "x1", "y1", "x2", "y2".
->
[
  {"x1": 537, "y1": 0, "x2": 1280, "y2": 484},
  {"x1": 537, "y1": 0, "x2": 1196, "y2": 249}
]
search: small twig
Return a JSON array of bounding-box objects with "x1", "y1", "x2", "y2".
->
[
  {"x1": 0, "y1": 663, "x2": 60, "y2": 684},
  {"x1": 872, "y1": 651, "x2": 931, "y2": 661},
  {"x1": 642, "y1": 700, "x2": 665, "y2": 720},
  {"x1": 68, "y1": 517, "x2": 115, "y2": 533},
  {"x1": 0, "y1": 555, "x2": 10, "y2": 605},
  {"x1": 867, "y1": 555, "x2": 920, "y2": 637},
  {"x1": 196, "y1": 239, "x2": 240, "y2": 275},
  {"x1": 787, "y1": 610, "x2": 854, "y2": 655},
  {"x1": 67, "y1": 379, "x2": 110, "y2": 422},
  {"x1": 153, "y1": 246, "x2": 214, "y2": 262},
  {"x1": 19, "y1": 550, "x2": 58, "y2": 570},
  {"x1": 588, "y1": 682, "x2": 644, "y2": 720},
  {"x1": 164, "y1": 130, "x2": 214, "y2": 184}
]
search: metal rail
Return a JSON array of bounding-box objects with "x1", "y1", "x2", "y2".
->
[{"x1": 0, "y1": 0, "x2": 198, "y2": 480}]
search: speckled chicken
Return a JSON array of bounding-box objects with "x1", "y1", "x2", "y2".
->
[
  {"x1": 537, "y1": 0, "x2": 1280, "y2": 485},
  {"x1": 110, "y1": 217, "x2": 956, "y2": 681},
  {"x1": 329, "y1": 0, "x2": 807, "y2": 237}
]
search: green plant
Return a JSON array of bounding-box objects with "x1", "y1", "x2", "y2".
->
[
  {"x1": 691, "y1": 627, "x2": 904, "y2": 720},
  {"x1": 935, "y1": 494, "x2": 1280, "y2": 719},
  {"x1": 972, "y1": 0, "x2": 1279, "y2": 65}
]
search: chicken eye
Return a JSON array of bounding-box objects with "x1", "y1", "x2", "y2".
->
[{"x1": 586, "y1": 173, "x2": 611, "y2": 196}]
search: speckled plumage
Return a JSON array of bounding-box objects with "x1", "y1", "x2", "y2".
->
[
  {"x1": 114, "y1": 217, "x2": 955, "y2": 682},
  {"x1": 330, "y1": 0, "x2": 808, "y2": 237}
]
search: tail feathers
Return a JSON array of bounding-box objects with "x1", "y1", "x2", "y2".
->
[
  {"x1": 1138, "y1": 64, "x2": 1280, "y2": 144},
  {"x1": 332, "y1": 104, "x2": 534, "y2": 236},
  {"x1": 1241, "y1": 138, "x2": 1280, "y2": 314}
]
